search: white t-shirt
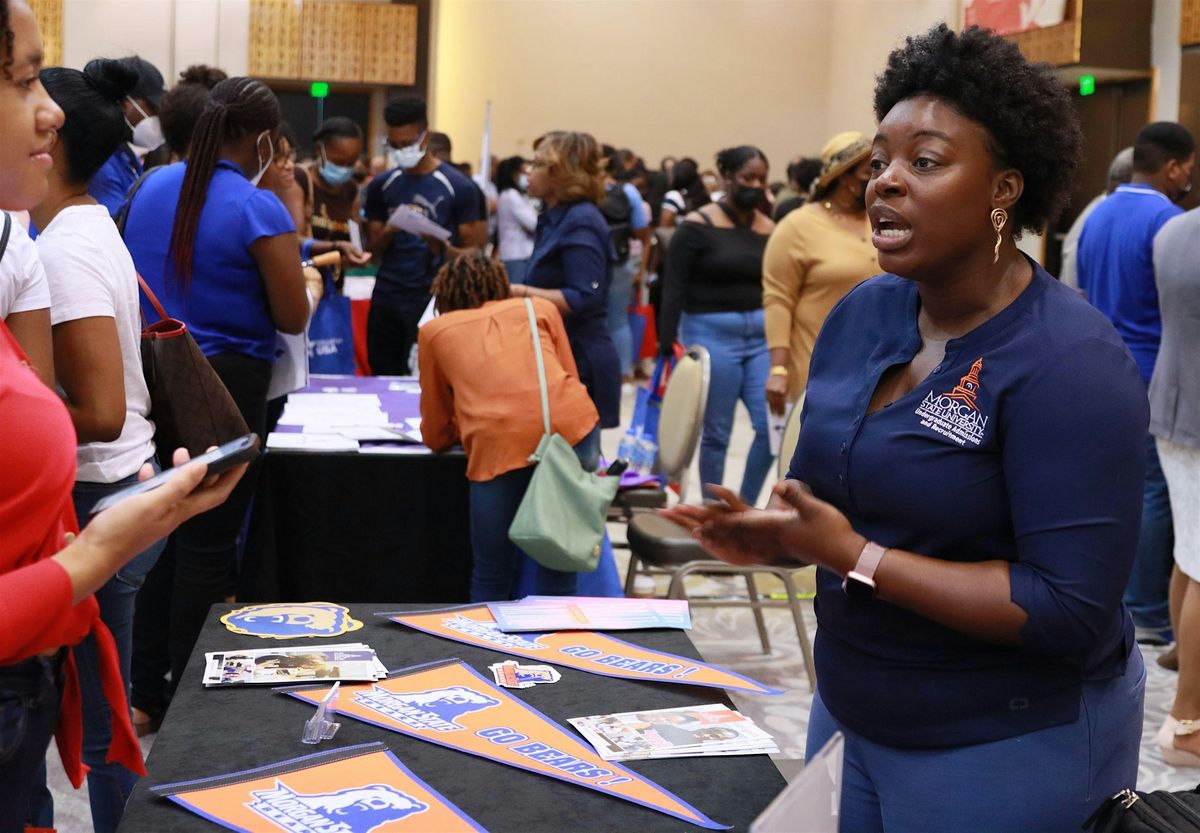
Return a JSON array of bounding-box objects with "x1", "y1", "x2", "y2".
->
[
  {"x1": 496, "y1": 188, "x2": 537, "y2": 261},
  {"x1": 38, "y1": 204, "x2": 155, "y2": 483},
  {"x1": 0, "y1": 212, "x2": 51, "y2": 318}
]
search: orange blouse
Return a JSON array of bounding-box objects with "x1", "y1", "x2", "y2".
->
[{"x1": 418, "y1": 297, "x2": 600, "y2": 482}]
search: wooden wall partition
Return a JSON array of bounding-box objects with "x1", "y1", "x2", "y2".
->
[
  {"x1": 27, "y1": 0, "x2": 63, "y2": 67},
  {"x1": 1184, "y1": 0, "x2": 1200, "y2": 47},
  {"x1": 249, "y1": 0, "x2": 418, "y2": 85},
  {"x1": 1007, "y1": 0, "x2": 1081, "y2": 65}
]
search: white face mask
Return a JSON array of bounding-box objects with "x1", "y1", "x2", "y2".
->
[
  {"x1": 127, "y1": 98, "x2": 164, "y2": 150},
  {"x1": 249, "y1": 131, "x2": 275, "y2": 187},
  {"x1": 388, "y1": 131, "x2": 426, "y2": 170}
]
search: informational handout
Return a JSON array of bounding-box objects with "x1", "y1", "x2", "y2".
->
[
  {"x1": 489, "y1": 596, "x2": 692, "y2": 632},
  {"x1": 265, "y1": 433, "x2": 360, "y2": 452},
  {"x1": 387, "y1": 205, "x2": 452, "y2": 241}
]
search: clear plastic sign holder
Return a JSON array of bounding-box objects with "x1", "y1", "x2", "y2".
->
[
  {"x1": 301, "y1": 681, "x2": 341, "y2": 744},
  {"x1": 750, "y1": 731, "x2": 843, "y2": 833}
]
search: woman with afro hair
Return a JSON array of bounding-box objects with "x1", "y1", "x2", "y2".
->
[{"x1": 662, "y1": 24, "x2": 1147, "y2": 831}]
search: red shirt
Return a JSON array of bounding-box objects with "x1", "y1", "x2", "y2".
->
[{"x1": 0, "y1": 321, "x2": 142, "y2": 785}]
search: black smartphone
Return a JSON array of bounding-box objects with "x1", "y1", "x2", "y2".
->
[{"x1": 89, "y1": 434, "x2": 260, "y2": 514}]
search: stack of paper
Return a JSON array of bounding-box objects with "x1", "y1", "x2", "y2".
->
[
  {"x1": 569, "y1": 704, "x2": 778, "y2": 760},
  {"x1": 489, "y1": 596, "x2": 692, "y2": 632},
  {"x1": 202, "y1": 644, "x2": 387, "y2": 687},
  {"x1": 267, "y1": 392, "x2": 422, "y2": 448}
]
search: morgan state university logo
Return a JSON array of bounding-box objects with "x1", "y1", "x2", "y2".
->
[
  {"x1": 246, "y1": 781, "x2": 428, "y2": 833},
  {"x1": 914, "y1": 357, "x2": 988, "y2": 447}
]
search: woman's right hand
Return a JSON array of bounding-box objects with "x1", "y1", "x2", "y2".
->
[
  {"x1": 335, "y1": 240, "x2": 372, "y2": 267},
  {"x1": 765, "y1": 374, "x2": 788, "y2": 416},
  {"x1": 55, "y1": 448, "x2": 247, "y2": 603}
]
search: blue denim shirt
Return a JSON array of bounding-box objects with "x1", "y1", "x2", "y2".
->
[
  {"x1": 790, "y1": 264, "x2": 1146, "y2": 749},
  {"x1": 525, "y1": 201, "x2": 620, "y2": 427}
]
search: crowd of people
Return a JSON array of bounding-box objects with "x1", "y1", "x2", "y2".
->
[{"x1": 3, "y1": 0, "x2": 1200, "y2": 827}]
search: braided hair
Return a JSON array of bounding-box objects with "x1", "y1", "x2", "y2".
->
[
  {"x1": 430, "y1": 253, "x2": 510, "y2": 314},
  {"x1": 168, "y1": 76, "x2": 280, "y2": 288}
]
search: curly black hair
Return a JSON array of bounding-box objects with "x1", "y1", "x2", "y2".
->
[
  {"x1": 873, "y1": 23, "x2": 1081, "y2": 234},
  {"x1": 1, "y1": 0, "x2": 13, "y2": 80}
]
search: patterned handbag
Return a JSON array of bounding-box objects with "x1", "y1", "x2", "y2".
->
[{"x1": 138, "y1": 275, "x2": 249, "y2": 465}]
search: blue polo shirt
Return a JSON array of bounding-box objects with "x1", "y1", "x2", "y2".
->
[
  {"x1": 1077, "y1": 184, "x2": 1183, "y2": 383},
  {"x1": 89, "y1": 145, "x2": 142, "y2": 218},
  {"x1": 790, "y1": 264, "x2": 1146, "y2": 749},
  {"x1": 525, "y1": 200, "x2": 621, "y2": 428},
  {"x1": 363, "y1": 161, "x2": 481, "y2": 308},
  {"x1": 123, "y1": 160, "x2": 295, "y2": 363}
]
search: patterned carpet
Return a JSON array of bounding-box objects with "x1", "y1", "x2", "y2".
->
[{"x1": 684, "y1": 598, "x2": 1200, "y2": 793}]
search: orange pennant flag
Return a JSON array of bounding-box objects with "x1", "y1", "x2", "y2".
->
[
  {"x1": 150, "y1": 741, "x2": 486, "y2": 832},
  {"x1": 382, "y1": 605, "x2": 782, "y2": 696},
  {"x1": 281, "y1": 659, "x2": 730, "y2": 829}
]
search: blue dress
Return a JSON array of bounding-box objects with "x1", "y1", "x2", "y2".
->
[{"x1": 525, "y1": 200, "x2": 621, "y2": 428}]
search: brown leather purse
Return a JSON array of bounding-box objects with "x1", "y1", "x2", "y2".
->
[{"x1": 138, "y1": 276, "x2": 249, "y2": 465}]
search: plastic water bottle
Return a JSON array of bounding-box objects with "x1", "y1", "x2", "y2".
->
[
  {"x1": 616, "y1": 428, "x2": 640, "y2": 465},
  {"x1": 634, "y1": 437, "x2": 658, "y2": 476}
]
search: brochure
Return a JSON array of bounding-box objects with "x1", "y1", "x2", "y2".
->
[
  {"x1": 568, "y1": 704, "x2": 778, "y2": 761},
  {"x1": 203, "y1": 644, "x2": 387, "y2": 686},
  {"x1": 488, "y1": 596, "x2": 692, "y2": 632}
]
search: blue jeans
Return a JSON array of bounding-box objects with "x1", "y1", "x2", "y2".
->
[
  {"x1": 806, "y1": 649, "x2": 1145, "y2": 833},
  {"x1": 606, "y1": 256, "x2": 637, "y2": 377},
  {"x1": 502, "y1": 258, "x2": 529, "y2": 285},
  {"x1": 680, "y1": 309, "x2": 773, "y2": 504},
  {"x1": 1124, "y1": 433, "x2": 1174, "y2": 631},
  {"x1": 0, "y1": 653, "x2": 62, "y2": 833},
  {"x1": 469, "y1": 426, "x2": 600, "y2": 601},
  {"x1": 65, "y1": 464, "x2": 166, "y2": 833}
]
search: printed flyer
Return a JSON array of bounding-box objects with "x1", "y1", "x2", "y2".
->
[
  {"x1": 150, "y1": 741, "x2": 486, "y2": 832},
  {"x1": 281, "y1": 659, "x2": 730, "y2": 829},
  {"x1": 221, "y1": 602, "x2": 364, "y2": 639},
  {"x1": 382, "y1": 604, "x2": 781, "y2": 695}
]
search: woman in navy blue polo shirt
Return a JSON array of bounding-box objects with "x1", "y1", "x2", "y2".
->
[
  {"x1": 511, "y1": 131, "x2": 620, "y2": 431},
  {"x1": 122, "y1": 77, "x2": 309, "y2": 728},
  {"x1": 664, "y1": 25, "x2": 1146, "y2": 832}
]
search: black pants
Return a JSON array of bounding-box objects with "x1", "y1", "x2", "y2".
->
[
  {"x1": 367, "y1": 300, "x2": 426, "y2": 376},
  {"x1": 131, "y1": 351, "x2": 270, "y2": 714}
]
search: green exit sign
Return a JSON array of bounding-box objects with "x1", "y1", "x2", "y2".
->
[
  {"x1": 1079, "y1": 75, "x2": 1096, "y2": 96},
  {"x1": 310, "y1": 81, "x2": 329, "y2": 99}
]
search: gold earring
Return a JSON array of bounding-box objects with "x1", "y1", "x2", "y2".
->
[{"x1": 990, "y1": 208, "x2": 1008, "y2": 264}]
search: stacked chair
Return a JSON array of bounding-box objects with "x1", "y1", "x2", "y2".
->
[{"x1": 625, "y1": 384, "x2": 816, "y2": 690}]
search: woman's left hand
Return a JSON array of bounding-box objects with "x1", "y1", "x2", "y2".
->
[{"x1": 659, "y1": 482, "x2": 863, "y2": 573}]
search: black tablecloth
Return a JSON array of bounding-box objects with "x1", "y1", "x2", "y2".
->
[
  {"x1": 240, "y1": 451, "x2": 473, "y2": 602},
  {"x1": 119, "y1": 604, "x2": 787, "y2": 832}
]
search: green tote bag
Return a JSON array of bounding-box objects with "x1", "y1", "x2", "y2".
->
[{"x1": 508, "y1": 299, "x2": 619, "y2": 572}]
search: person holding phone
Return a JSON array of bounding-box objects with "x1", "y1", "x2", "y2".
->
[
  {"x1": 0, "y1": 3, "x2": 245, "y2": 825},
  {"x1": 31, "y1": 57, "x2": 171, "y2": 832}
]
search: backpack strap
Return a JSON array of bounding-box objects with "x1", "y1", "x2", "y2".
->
[
  {"x1": 115, "y1": 165, "x2": 161, "y2": 238},
  {"x1": 0, "y1": 212, "x2": 11, "y2": 263}
]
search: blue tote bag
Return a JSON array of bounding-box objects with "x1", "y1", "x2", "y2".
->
[{"x1": 307, "y1": 274, "x2": 356, "y2": 375}]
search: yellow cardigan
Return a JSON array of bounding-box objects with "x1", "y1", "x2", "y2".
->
[{"x1": 762, "y1": 202, "x2": 879, "y2": 401}]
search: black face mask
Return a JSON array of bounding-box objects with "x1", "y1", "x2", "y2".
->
[{"x1": 731, "y1": 185, "x2": 764, "y2": 211}]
